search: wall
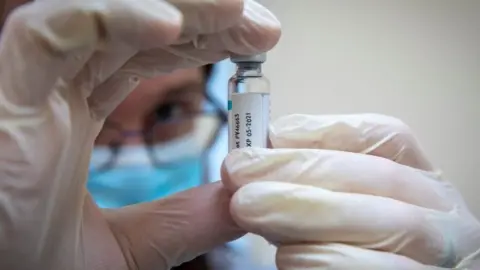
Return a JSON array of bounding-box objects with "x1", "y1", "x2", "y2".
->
[{"x1": 258, "y1": 1, "x2": 480, "y2": 216}]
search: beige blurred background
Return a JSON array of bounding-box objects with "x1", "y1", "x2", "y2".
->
[{"x1": 257, "y1": 1, "x2": 480, "y2": 216}]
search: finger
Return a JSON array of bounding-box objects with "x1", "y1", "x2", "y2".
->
[
  {"x1": 86, "y1": 60, "x2": 142, "y2": 119},
  {"x1": 276, "y1": 244, "x2": 446, "y2": 270},
  {"x1": 79, "y1": 0, "x2": 250, "y2": 110},
  {"x1": 188, "y1": 0, "x2": 282, "y2": 54},
  {"x1": 167, "y1": 0, "x2": 244, "y2": 35},
  {"x1": 230, "y1": 181, "x2": 458, "y2": 267},
  {"x1": 88, "y1": 0, "x2": 280, "y2": 115},
  {"x1": 0, "y1": 0, "x2": 182, "y2": 108},
  {"x1": 120, "y1": 0, "x2": 281, "y2": 78},
  {"x1": 105, "y1": 182, "x2": 245, "y2": 269},
  {"x1": 270, "y1": 114, "x2": 437, "y2": 173},
  {"x1": 222, "y1": 147, "x2": 452, "y2": 211}
]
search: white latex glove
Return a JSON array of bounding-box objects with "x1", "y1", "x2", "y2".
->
[
  {"x1": 222, "y1": 114, "x2": 480, "y2": 269},
  {"x1": 0, "y1": 1, "x2": 280, "y2": 269}
]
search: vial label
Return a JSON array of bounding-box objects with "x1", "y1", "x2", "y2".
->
[{"x1": 228, "y1": 92, "x2": 270, "y2": 151}]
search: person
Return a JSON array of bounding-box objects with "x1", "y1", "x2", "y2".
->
[
  {"x1": 0, "y1": 1, "x2": 479, "y2": 270},
  {"x1": 222, "y1": 114, "x2": 480, "y2": 269},
  {"x1": 87, "y1": 64, "x2": 226, "y2": 270},
  {"x1": 0, "y1": 1, "x2": 278, "y2": 269},
  {"x1": 87, "y1": 64, "x2": 220, "y2": 209}
]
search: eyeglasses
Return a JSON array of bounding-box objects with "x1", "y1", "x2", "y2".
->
[{"x1": 91, "y1": 91, "x2": 227, "y2": 172}]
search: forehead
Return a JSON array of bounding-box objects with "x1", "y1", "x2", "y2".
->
[
  {"x1": 144, "y1": 68, "x2": 203, "y2": 91},
  {"x1": 134, "y1": 68, "x2": 203, "y2": 99},
  {"x1": 109, "y1": 67, "x2": 204, "y2": 120}
]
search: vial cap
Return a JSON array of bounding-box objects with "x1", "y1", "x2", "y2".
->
[{"x1": 230, "y1": 53, "x2": 267, "y2": 63}]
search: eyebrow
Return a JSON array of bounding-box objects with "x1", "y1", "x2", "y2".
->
[{"x1": 163, "y1": 81, "x2": 206, "y2": 99}]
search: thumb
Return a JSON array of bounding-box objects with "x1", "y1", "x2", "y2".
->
[
  {"x1": 104, "y1": 182, "x2": 244, "y2": 270},
  {"x1": 270, "y1": 114, "x2": 437, "y2": 172}
]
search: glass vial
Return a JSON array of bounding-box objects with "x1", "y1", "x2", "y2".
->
[{"x1": 228, "y1": 53, "x2": 270, "y2": 151}]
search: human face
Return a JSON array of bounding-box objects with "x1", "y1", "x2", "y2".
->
[
  {"x1": 95, "y1": 67, "x2": 206, "y2": 146},
  {"x1": 88, "y1": 67, "x2": 216, "y2": 208}
]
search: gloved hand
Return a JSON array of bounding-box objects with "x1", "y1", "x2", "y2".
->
[
  {"x1": 222, "y1": 114, "x2": 480, "y2": 269},
  {"x1": 0, "y1": 0, "x2": 280, "y2": 269}
]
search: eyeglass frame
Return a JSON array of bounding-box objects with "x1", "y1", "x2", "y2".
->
[{"x1": 93, "y1": 90, "x2": 227, "y2": 172}]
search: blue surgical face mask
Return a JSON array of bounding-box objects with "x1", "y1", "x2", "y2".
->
[{"x1": 87, "y1": 142, "x2": 204, "y2": 209}]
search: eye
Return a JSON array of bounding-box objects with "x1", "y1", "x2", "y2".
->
[{"x1": 155, "y1": 102, "x2": 184, "y2": 122}]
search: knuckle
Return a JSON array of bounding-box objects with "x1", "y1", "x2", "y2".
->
[
  {"x1": 2, "y1": 5, "x2": 62, "y2": 56},
  {"x1": 202, "y1": 0, "x2": 244, "y2": 17},
  {"x1": 174, "y1": 0, "x2": 244, "y2": 33},
  {"x1": 5, "y1": 2, "x2": 105, "y2": 56},
  {"x1": 3, "y1": 5, "x2": 34, "y2": 34},
  {"x1": 393, "y1": 206, "x2": 450, "y2": 265},
  {"x1": 368, "y1": 113, "x2": 414, "y2": 137},
  {"x1": 400, "y1": 208, "x2": 424, "y2": 235},
  {"x1": 375, "y1": 154, "x2": 404, "y2": 176},
  {"x1": 373, "y1": 155, "x2": 414, "y2": 191},
  {"x1": 222, "y1": 0, "x2": 244, "y2": 17},
  {"x1": 363, "y1": 113, "x2": 419, "y2": 156}
]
